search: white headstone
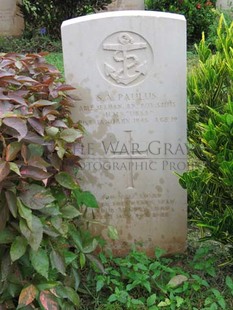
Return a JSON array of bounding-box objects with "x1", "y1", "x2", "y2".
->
[
  {"x1": 62, "y1": 11, "x2": 187, "y2": 256},
  {"x1": 216, "y1": 0, "x2": 233, "y2": 10},
  {"x1": 105, "y1": 0, "x2": 145, "y2": 11},
  {"x1": 0, "y1": 0, "x2": 24, "y2": 36}
]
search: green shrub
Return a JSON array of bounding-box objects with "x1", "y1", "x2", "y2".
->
[
  {"x1": 19, "y1": 0, "x2": 112, "y2": 40},
  {"x1": 93, "y1": 247, "x2": 233, "y2": 309},
  {"x1": 179, "y1": 16, "x2": 233, "y2": 256},
  {"x1": 0, "y1": 35, "x2": 62, "y2": 54},
  {"x1": 0, "y1": 52, "x2": 100, "y2": 308},
  {"x1": 145, "y1": 0, "x2": 217, "y2": 45}
]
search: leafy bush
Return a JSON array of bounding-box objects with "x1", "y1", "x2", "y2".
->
[
  {"x1": 0, "y1": 53, "x2": 100, "y2": 308},
  {"x1": 93, "y1": 247, "x2": 233, "y2": 309},
  {"x1": 145, "y1": 0, "x2": 217, "y2": 45},
  {"x1": 19, "y1": 0, "x2": 112, "y2": 39},
  {"x1": 0, "y1": 35, "x2": 62, "y2": 54},
  {"x1": 179, "y1": 16, "x2": 233, "y2": 255}
]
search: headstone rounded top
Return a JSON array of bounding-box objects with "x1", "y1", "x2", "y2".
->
[{"x1": 62, "y1": 11, "x2": 186, "y2": 28}]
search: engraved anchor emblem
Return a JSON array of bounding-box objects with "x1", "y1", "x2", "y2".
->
[{"x1": 103, "y1": 33, "x2": 148, "y2": 85}]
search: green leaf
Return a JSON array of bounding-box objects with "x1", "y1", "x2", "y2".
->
[
  {"x1": 155, "y1": 247, "x2": 166, "y2": 259},
  {"x1": 18, "y1": 199, "x2": 32, "y2": 229},
  {"x1": 80, "y1": 252, "x2": 86, "y2": 269},
  {"x1": 28, "y1": 144, "x2": 43, "y2": 156},
  {"x1": 1, "y1": 252, "x2": 11, "y2": 282},
  {"x1": 51, "y1": 216, "x2": 68, "y2": 236},
  {"x1": 30, "y1": 248, "x2": 49, "y2": 279},
  {"x1": 0, "y1": 229, "x2": 16, "y2": 244},
  {"x1": 143, "y1": 281, "x2": 151, "y2": 293},
  {"x1": 65, "y1": 287, "x2": 80, "y2": 307},
  {"x1": 56, "y1": 145, "x2": 66, "y2": 159},
  {"x1": 176, "y1": 296, "x2": 184, "y2": 308},
  {"x1": 226, "y1": 113, "x2": 233, "y2": 126},
  {"x1": 82, "y1": 239, "x2": 98, "y2": 254},
  {"x1": 60, "y1": 128, "x2": 82, "y2": 142},
  {"x1": 9, "y1": 162, "x2": 21, "y2": 176},
  {"x1": 69, "y1": 225, "x2": 83, "y2": 251},
  {"x1": 158, "y1": 298, "x2": 171, "y2": 307},
  {"x1": 71, "y1": 268, "x2": 81, "y2": 291},
  {"x1": 19, "y1": 215, "x2": 43, "y2": 251},
  {"x1": 226, "y1": 276, "x2": 233, "y2": 293},
  {"x1": 96, "y1": 279, "x2": 105, "y2": 292},
  {"x1": 10, "y1": 236, "x2": 27, "y2": 262},
  {"x1": 55, "y1": 172, "x2": 78, "y2": 189},
  {"x1": 63, "y1": 251, "x2": 78, "y2": 266},
  {"x1": 107, "y1": 225, "x2": 119, "y2": 240},
  {"x1": 20, "y1": 184, "x2": 55, "y2": 210},
  {"x1": 86, "y1": 254, "x2": 106, "y2": 274},
  {"x1": 147, "y1": 294, "x2": 157, "y2": 307},
  {"x1": 50, "y1": 249, "x2": 66, "y2": 276},
  {"x1": 18, "y1": 284, "x2": 37, "y2": 308},
  {"x1": 5, "y1": 190, "x2": 17, "y2": 218},
  {"x1": 36, "y1": 282, "x2": 60, "y2": 291},
  {"x1": 46, "y1": 126, "x2": 59, "y2": 137},
  {"x1": 73, "y1": 189, "x2": 98, "y2": 208},
  {"x1": 61, "y1": 205, "x2": 82, "y2": 219}
]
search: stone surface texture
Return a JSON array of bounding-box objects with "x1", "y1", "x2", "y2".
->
[
  {"x1": 216, "y1": 0, "x2": 233, "y2": 9},
  {"x1": 0, "y1": 0, "x2": 24, "y2": 36},
  {"x1": 62, "y1": 11, "x2": 187, "y2": 256},
  {"x1": 105, "y1": 0, "x2": 145, "y2": 11}
]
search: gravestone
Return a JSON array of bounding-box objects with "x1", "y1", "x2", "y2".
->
[
  {"x1": 0, "y1": 0, "x2": 24, "y2": 36},
  {"x1": 105, "y1": 0, "x2": 144, "y2": 11},
  {"x1": 61, "y1": 11, "x2": 187, "y2": 256},
  {"x1": 216, "y1": 0, "x2": 233, "y2": 10}
]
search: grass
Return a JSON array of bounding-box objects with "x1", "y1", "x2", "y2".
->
[{"x1": 45, "y1": 52, "x2": 64, "y2": 75}]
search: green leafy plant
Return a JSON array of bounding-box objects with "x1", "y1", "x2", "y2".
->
[
  {"x1": 19, "y1": 0, "x2": 112, "y2": 40},
  {"x1": 145, "y1": 0, "x2": 217, "y2": 45},
  {"x1": 0, "y1": 35, "x2": 62, "y2": 54},
  {"x1": 93, "y1": 247, "x2": 229, "y2": 309},
  {"x1": 179, "y1": 16, "x2": 233, "y2": 258},
  {"x1": 0, "y1": 52, "x2": 100, "y2": 308}
]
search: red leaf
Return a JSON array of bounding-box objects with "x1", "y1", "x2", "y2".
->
[
  {"x1": 3, "y1": 117, "x2": 28, "y2": 141},
  {"x1": 39, "y1": 290, "x2": 59, "y2": 310},
  {"x1": 6, "y1": 142, "x2": 21, "y2": 161},
  {"x1": 16, "y1": 75, "x2": 38, "y2": 84},
  {"x1": 20, "y1": 166, "x2": 52, "y2": 180},
  {"x1": 30, "y1": 100, "x2": 57, "y2": 108},
  {"x1": 0, "y1": 71, "x2": 14, "y2": 78},
  {"x1": 28, "y1": 117, "x2": 44, "y2": 136},
  {"x1": 0, "y1": 160, "x2": 10, "y2": 182},
  {"x1": 56, "y1": 84, "x2": 75, "y2": 91},
  {"x1": 18, "y1": 284, "x2": 37, "y2": 306},
  {"x1": 22, "y1": 132, "x2": 44, "y2": 145},
  {"x1": 0, "y1": 92, "x2": 27, "y2": 106},
  {"x1": 0, "y1": 102, "x2": 14, "y2": 117}
]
